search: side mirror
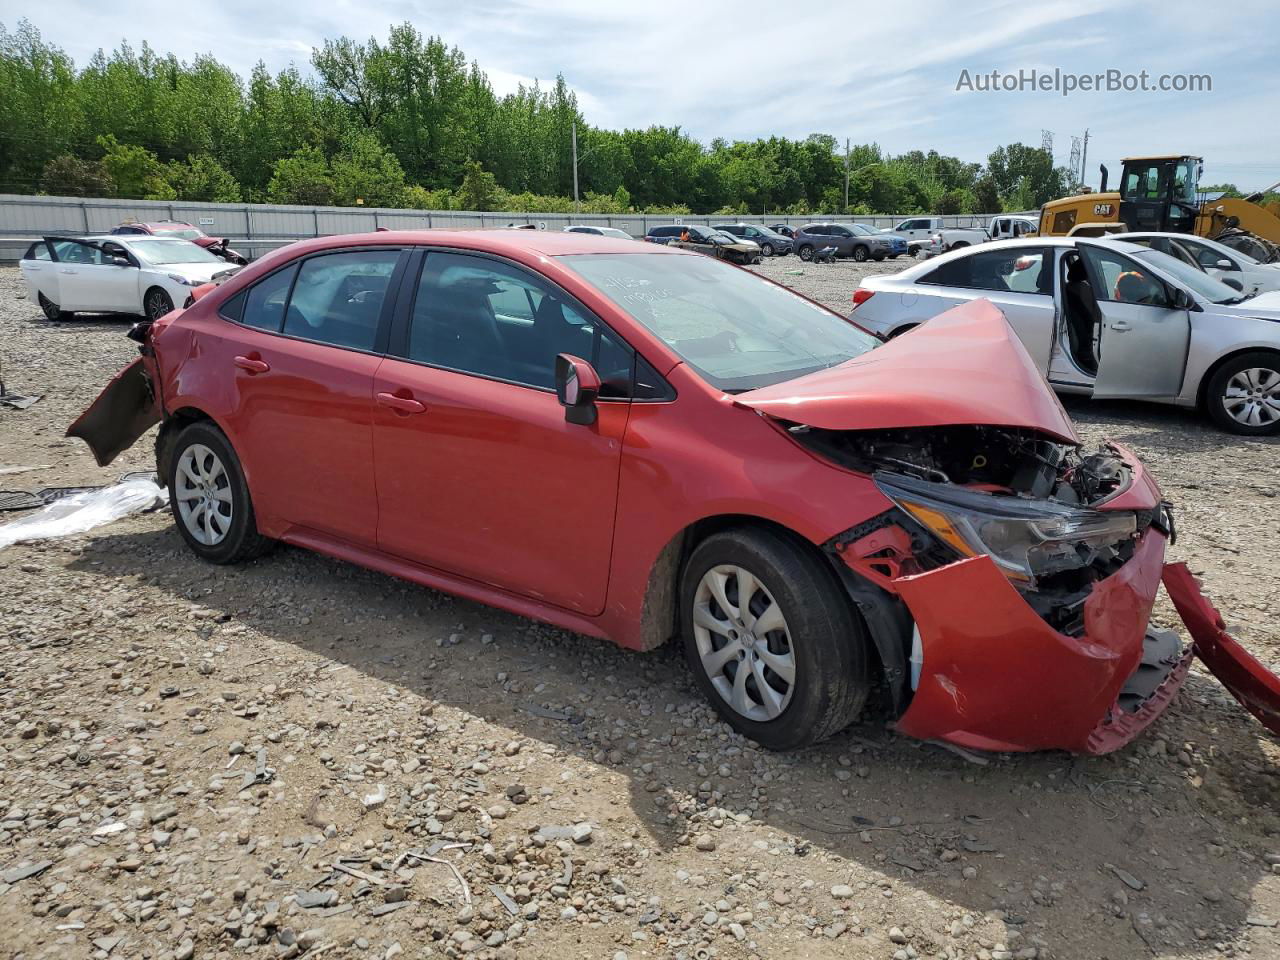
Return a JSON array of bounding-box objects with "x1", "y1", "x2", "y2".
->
[
  {"x1": 1215, "y1": 259, "x2": 1234, "y2": 270},
  {"x1": 555, "y1": 353, "x2": 601, "y2": 425},
  {"x1": 111, "y1": 255, "x2": 132, "y2": 267},
  {"x1": 1171, "y1": 287, "x2": 1195, "y2": 310},
  {"x1": 1221, "y1": 277, "x2": 1244, "y2": 293}
]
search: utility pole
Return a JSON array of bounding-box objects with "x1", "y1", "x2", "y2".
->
[
  {"x1": 572, "y1": 121, "x2": 580, "y2": 216},
  {"x1": 1079, "y1": 128, "x2": 1090, "y2": 190},
  {"x1": 843, "y1": 138, "x2": 850, "y2": 211}
]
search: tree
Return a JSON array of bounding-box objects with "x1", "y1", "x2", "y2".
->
[
  {"x1": 455, "y1": 160, "x2": 500, "y2": 211},
  {"x1": 267, "y1": 145, "x2": 334, "y2": 204},
  {"x1": 41, "y1": 154, "x2": 112, "y2": 196},
  {"x1": 97, "y1": 134, "x2": 174, "y2": 199},
  {"x1": 972, "y1": 175, "x2": 1002, "y2": 213},
  {"x1": 985, "y1": 143, "x2": 1069, "y2": 208},
  {"x1": 167, "y1": 154, "x2": 241, "y2": 202},
  {"x1": 330, "y1": 131, "x2": 406, "y2": 206}
]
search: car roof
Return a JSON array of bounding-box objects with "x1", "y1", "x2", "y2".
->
[{"x1": 266, "y1": 229, "x2": 685, "y2": 260}]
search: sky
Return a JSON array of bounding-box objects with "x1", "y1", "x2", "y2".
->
[{"x1": 10, "y1": 0, "x2": 1279, "y2": 190}]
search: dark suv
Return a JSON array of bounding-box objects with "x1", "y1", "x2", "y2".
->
[
  {"x1": 712, "y1": 223, "x2": 793, "y2": 257},
  {"x1": 645, "y1": 224, "x2": 704, "y2": 245},
  {"x1": 791, "y1": 223, "x2": 903, "y2": 262}
]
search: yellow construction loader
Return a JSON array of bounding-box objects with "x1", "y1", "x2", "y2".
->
[{"x1": 1039, "y1": 155, "x2": 1280, "y2": 262}]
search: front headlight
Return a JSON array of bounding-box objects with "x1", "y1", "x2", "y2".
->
[
  {"x1": 167, "y1": 273, "x2": 200, "y2": 286},
  {"x1": 876, "y1": 473, "x2": 1136, "y2": 587}
]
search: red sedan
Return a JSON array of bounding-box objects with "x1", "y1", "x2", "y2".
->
[{"x1": 70, "y1": 230, "x2": 1279, "y2": 752}]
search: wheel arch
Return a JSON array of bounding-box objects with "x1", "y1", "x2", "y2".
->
[
  {"x1": 635, "y1": 513, "x2": 907, "y2": 706},
  {"x1": 156, "y1": 405, "x2": 229, "y2": 484},
  {"x1": 1195, "y1": 345, "x2": 1280, "y2": 410}
]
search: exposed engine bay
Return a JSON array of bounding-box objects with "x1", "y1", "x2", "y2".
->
[
  {"x1": 795, "y1": 424, "x2": 1171, "y2": 635},
  {"x1": 788, "y1": 423, "x2": 1128, "y2": 505}
]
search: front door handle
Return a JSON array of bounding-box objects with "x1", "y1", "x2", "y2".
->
[
  {"x1": 1110, "y1": 320, "x2": 1131, "y2": 332},
  {"x1": 59, "y1": 268, "x2": 77, "y2": 275},
  {"x1": 234, "y1": 355, "x2": 270, "y2": 374},
  {"x1": 377, "y1": 392, "x2": 426, "y2": 415}
]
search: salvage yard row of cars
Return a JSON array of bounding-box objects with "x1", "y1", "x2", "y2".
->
[{"x1": 61, "y1": 228, "x2": 1280, "y2": 756}]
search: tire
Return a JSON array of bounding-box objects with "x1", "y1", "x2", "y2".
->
[
  {"x1": 760, "y1": 242, "x2": 774, "y2": 257},
  {"x1": 852, "y1": 245, "x2": 869, "y2": 262},
  {"x1": 167, "y1": 421, "x2": 274, "y2": 564},
  {"x1": 680, "y1": 527, "x2": 870, "y2": 750},
  {"x1": 887, "y1": 253, "x2": 899, "y2": 260},
  {"x1": 950, "y1": 241, "x2": 970, "y2": 250},
  {"x1": 145, "y1": 287, "x2": 174, "y2": 321},
  {"x1": 798, "y1": 244, "x2": 814, "y2": 262},
  {"x1": 1204, "y1": 352, "x2": 1280, "y2": 435},
  {"x1": 38, "y1": 292, "x2": 71, "y2": 321},
  {"x1": 753, "y1": 255, "x2": 763, "y2": 265},
  {"x1": 872, "y1": 253, "x2": 886, "y2": 262}
]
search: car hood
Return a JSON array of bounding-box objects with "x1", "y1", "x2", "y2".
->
[
  {"x1": 1223, "y1": 289, "x2": 1280, "y2": 319},
  {"x1": 151, "y1": 262, "x2": 240, "y2": 283},
  {"x1": 734, "y1": 299, "x2": 1080, "y2": 443}
]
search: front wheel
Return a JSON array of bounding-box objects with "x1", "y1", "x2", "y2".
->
[
  {"x1": 1205, "y1": 352, "x2": 1280, "y2": 435},
  {"x1": 760, "y1": 242, "x2": 774, "y2": 257},
  {"x1": 145, "y1": 287, "x2": 174, "y2": 321},
  {"x1": 950, "y1": 241, "x2": 970, "y2": 250},
  {"x1": 168, "y1": 421, "x2": 274, "y2": 563},
  {"x1": 680, "y1": 528, "x2": 870, "y2": 750},
  {"x1": 38, "y1": 292, "x2": 71, "y2": 321},
  {"x1": 852, "y1": 246, "x2": 869, "y2": 262},
  {"x1": 797, "y1": 245, "x2": 814, "y2": 262}
]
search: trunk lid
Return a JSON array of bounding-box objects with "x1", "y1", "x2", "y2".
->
[{"x1": 735, "y1": 299, "x2": 1080, "y2": 444}]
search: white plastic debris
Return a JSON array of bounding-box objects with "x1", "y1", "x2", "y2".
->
[
  {"x1": 362, "y1": 784, "x2": 388, "y2": 809},
  {"x1": 0, "y1": 476, "x2": 166, "y2": 550}
]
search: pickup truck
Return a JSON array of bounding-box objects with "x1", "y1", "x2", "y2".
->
[{"x1": 926, "y1": 215, "x2": 1039, "y2": 255}]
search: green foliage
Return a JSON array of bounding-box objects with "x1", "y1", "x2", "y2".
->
[
  {"x1": 41, "y1": 154, "x2": 112, "y2": 196},
  {"x1": 97, "y1": 134, "x2": 174, "y2": 199},
  {"x1": 456, "y1": 159, "x2": 500, "y2": 211},
  {"x1": 0, "y1": 18, "x2": 1102, "y2": 216},
  {"x1": 1200, "y1": 183, "x2": 1242, "y2": 198},
  {"x1": 267, "y1": 145, "x2": 334, "y2": 205},
  {"x1": 167, "y1": 154, "x2": 241, "y2": 202}
]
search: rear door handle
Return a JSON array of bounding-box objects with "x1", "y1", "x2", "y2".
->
[
  {"x1": 234, "y1": 355, "x2": 270, "y2": 373},
  {"x1": 1110, "y1": 320, "x2": 1131, "y2": 332},
  {"x1": 377, "y1": 392, "x2": 426, "y2": 415}
]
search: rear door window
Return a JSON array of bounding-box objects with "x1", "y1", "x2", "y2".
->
[
  {"x1": 922, "y1": 247, "x2": 1051, "y2": 294},
  {"x1": 283, "y1": 250, "x2": 401, "y2": 351}
]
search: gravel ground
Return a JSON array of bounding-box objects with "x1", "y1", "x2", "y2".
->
[{"x1": 1, "y1": 259, "x2": 1277, "y2": 960}]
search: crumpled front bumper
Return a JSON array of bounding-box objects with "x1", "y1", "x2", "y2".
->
[
  {"x1": 887, "y1": 532, "x2": 1280, "y2": 753},
  {"x1": 893, "y1": 530, "x2": 1176, "y2": 754}
]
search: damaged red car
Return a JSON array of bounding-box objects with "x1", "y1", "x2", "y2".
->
[
  {"x1": 69, "y1": 231, "x2": 1280, "y2": 752},
  {"x1": 111, "y1": 220, "x2": 249, "y2": 266}
]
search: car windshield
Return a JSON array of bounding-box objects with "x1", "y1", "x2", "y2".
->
[
  {"x1": 127, "y1": 239, "x2": 221, "y2": 265},
  {"x1": 849, "y1": 224, "x2": 877, "y2": 236},
  {"x1": 600, "y1": 228, "x2": 631, "y2": 240},
  {"x1": 713, "y1": 231, "x2": 741, "y2": 243},
  {"x1": 153, "y1": 227, "x2": 204, "y2": 240},
  {"x1": 561, "y1": 253, "x2": 880, "y2": 392},
  {"x1": 1130, "y1": 247, "x2": 1247, "y2": 304}
]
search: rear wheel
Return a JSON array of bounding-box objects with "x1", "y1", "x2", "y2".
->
[
  {"x1": 38, "y1": 292, "x2": 71, "y2": 321},
  {"x1": 798, "y1": 244, "x2": 814, "y2": 262},
  {"x1": 168, "y1": 421, "x2": 274, "y2": 563},
  {"x1": 680, "y1": 528, "x2": 870, "y2": 750},
  {"x1": 852, "y1": 245, "x2": 869, "y2": 262},
  {"x1": 145, "y1": 287, "x2": 174, "y2": 321},
  {"x1": 1205, "y1": 352, "x2": 1280, "y2": 435}
]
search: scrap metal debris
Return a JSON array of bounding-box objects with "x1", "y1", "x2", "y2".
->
[
  {"x1": 490, "y1": 884, "x2": 519, "y2": 916},
  {"x1": 1106, "y1": 862, "x2": 1146, "y2": 891}
]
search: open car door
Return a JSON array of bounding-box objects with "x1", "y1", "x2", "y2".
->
[{"x1": 1079, "y1": 241, "x2": 1191, "y2": 399}]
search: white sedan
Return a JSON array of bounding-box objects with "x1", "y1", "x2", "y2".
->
[
  {"x1": 19, "y1": 235, "x2": 242, "y2": 322},
  {"x1": 1118, "y1": 232, "x2": 1280, "y2": 297},
  {"x1": 850, "y1": 237, "x2": 1280, "y2": 434}
]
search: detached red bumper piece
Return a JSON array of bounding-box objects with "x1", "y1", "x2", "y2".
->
[{"x1": 1163, "y1": 562, "x2": 1280, "y2": 736}]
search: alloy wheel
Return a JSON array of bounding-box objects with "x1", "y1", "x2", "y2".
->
[
  {"x1": 1223, "y1": 367, "x2": 1280, "y2": 427},
  {"x1": 146, "y1": 289, "x2": 173, "y2": 321},
  {"x1": 692, "y1": 564, "x2": 795, "y2": 721},
  {"x1": 174, "y1": 443, "x2": 233, "y2": 545}
]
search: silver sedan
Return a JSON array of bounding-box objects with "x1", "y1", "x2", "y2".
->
[{"x1": 849, "y1": 237, "x2": 1280, "y2": 435}]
